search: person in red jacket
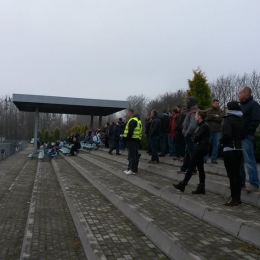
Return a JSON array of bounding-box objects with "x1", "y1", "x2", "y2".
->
[{"x1": 168, "y1": 108, "x2": 179, "y2": 157}]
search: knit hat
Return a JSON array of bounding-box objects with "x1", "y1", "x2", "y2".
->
[{"x1": 227, "y1": 101, "x2": 241, "y2": 111}]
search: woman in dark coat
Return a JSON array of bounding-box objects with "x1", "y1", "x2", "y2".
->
[
  {"x1": 220, "y1": 101, "x2": 245, "y2": 206},
  {"x1": 173, "y1": 110, "x2": 210, "y2": 194}
]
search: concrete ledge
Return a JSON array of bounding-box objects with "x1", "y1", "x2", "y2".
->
[
  {"x1": 63, "y1": 154, "x2": 204, "y2": 260},
  {"x1": 80, "y1": 153, "x2": 260, "y2": 249},
  {"x1": 52, "y1": 159, "x2": 107, "y2": 260},
  {"x1": 239, "y1": 222, "x2": 260, "y2": 249}
]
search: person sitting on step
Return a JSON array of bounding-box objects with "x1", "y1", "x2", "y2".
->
[
  {"x1": 70, "y1": 137, "x2": 81, "y2": 156},
  {"x1": 173, "y1": 110, "x2": 210, "y2": 194}
]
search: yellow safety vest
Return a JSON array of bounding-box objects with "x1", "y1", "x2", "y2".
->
[
  {"x1": 138, "y1": 120, "x2": 143, "y2": 140},
  {"x1": 123, "y1": 117, "x2": 142, "y2": 139}
]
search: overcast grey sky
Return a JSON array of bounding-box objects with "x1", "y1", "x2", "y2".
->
[{"x1": 0, "y1": 0, "x2": 259, "y2": 101}]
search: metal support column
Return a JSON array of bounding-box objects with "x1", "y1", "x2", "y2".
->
[
  {"x1": 33, "y1": 105, "x2": 39, "y2": 153},
  {"x1": 98, "y1": 116, "x2": 102, "y2": 128},
  {"x1": 90, "y1": 115, "x2": 94, "y2": 129}
]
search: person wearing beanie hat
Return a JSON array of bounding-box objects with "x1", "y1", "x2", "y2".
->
[
  {"x1": 173, "y1": 110, "x2": 210, "y2": 194},
  {"x1": 220, "y1": 101, "x2": 245, "y2": 206}
]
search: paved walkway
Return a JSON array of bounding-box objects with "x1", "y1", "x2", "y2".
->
[
  {"x1": 1, "y1": 147, "x2": 260, "y2": 259},
  {"x1": 66, "y1": 154, "x2": 260, "y2": 260}
]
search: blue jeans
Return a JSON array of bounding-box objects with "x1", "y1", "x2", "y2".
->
[
  {"x1": 205, "y1": 131, "x2": 220, "y2": 162},
  {"x1": 150, "y1": 135, "x2": 160, "y2": 162},
  {"x1": 240, "y1": 135, "x2": 259, "y2": 189},
  {"x1": 168, "y1": 136, "x2": 176, "y2": 156}
]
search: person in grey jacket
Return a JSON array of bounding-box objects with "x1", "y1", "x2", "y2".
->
[{"x1": 177, "y1": 97, "x2": 199, "y2": 173}]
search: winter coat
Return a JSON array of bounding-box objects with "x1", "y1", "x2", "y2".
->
[
  {"x1": 169, "y1": 115, "x2": 178, "y2": 138},
  {"x1": 192, "y1": 121, "x2": 210, "y2": 150},
  {"x1": 240, "y1": 96, "x2": 260, "y2": 136},
  {"x1": 111, "y1": 124, "x2": 121, "y2": 141},
  {"x1": 182, "y1": 106, "x2": 199, "y2": 137},
  {"x1": 174, "y1": 112, "x2": 186, "y2": 136},
  {"x1": 149, "y1": 116, "x2": 161, "y2": 137},
  {"x1": 159, "y1": 113, "x2": 170, "y2": 134},
  {"x1": 220, "y1": 110, "x2": 245, "y2": 149},
  {"x1": 205, "y1": 107, "x2": 225, "y2": 132}
]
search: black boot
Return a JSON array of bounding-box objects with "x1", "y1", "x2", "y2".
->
[
  {"x1": 173, "y1": 181, "x2": 187, "y2": 192},
  {"x1": 192, "y1": 183, "x2": 205, "y2": 194}
]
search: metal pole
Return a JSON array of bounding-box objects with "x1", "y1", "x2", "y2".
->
[
  {"x1": 90, "y1": 115, "x2": 93, "y2": 129},
  {"x1": 33, "y1": 106, "x2": 39, "y2": 153},
  {"x1": 98, "y1": 116, "x2": 102, "y2": 128}
]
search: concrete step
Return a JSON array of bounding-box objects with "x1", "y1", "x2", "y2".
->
[
  {"x1": 88, "y1": 149, "x2": 260, "y2": 209},
  {"x1": 63, "y1": 154, "x2": 260, "y2": 260},
  {"x1": 79, "y1": 151, "x2": 260, "y2": 249},
  {"x1": 0, "y1": 159, "x2": 37, "y2": 259},
  {"x1": 20, "y1": 159, "x2": 86, "y2": 260},
  {"x1": 52, "y1": 156, "x2": 169, "y2": 260}
]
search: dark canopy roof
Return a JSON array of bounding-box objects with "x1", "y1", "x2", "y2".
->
[{"x1": 13, "y1": 94, "x2": 129, "y2": 116}]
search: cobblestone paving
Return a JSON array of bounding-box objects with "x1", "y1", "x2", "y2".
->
[
  {"x1": 0, "y1": 148, "x2": 30, "y2": 200},
  {"x1": 84, "y1": 153, "x2": 260, "y2": 224},
  {"x1": 25, "y1": 160, "x2": 87, "y2": 260},
  {"x1": 0, "y1": 159, "x2": 37, "y2": 260},
  {"x1": 54, "y1": 156, "x2": 169, "y2": 260},
  {"x1": 70, "y1": 155, "x2": 260, "y2": 260}
]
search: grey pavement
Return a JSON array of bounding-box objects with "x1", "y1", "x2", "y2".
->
[
  {"x1": 21, "y1": 159, "x2": 87, "y2": 260},
  {"x1": 0, "y1": 158, "x2": 37, "y2": 260},
  {"x1": 79, "y1": 151, "x2": 260, "y2": 249},
  {"x1": 52, "y1": 156, "x2": 169, "y2": 260},
  {"x1": 64, "y1": 154, "x2": 260, "y2": 260}
]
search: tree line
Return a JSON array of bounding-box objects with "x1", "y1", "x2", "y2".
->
[{"x1": 1, "y1": 69, "x2": 260, "y2": 142}]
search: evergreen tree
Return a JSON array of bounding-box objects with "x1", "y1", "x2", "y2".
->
[
  {"x1": 53, "y1": 127, "x2": 61, "y2": 140},
  {"x1": 187, "y1": 68, "x2": 212, "y2": 109},
  {"x1": 43, "y1": 130, "x2": 49, "y2": 143}
]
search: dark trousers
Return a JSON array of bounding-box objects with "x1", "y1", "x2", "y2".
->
[
  {"x1": 181, "y1": 136, "x2": 195, "y2": 172},
  {"x1": 109, "y1": 139, "x2": 119, "y2": 154},
  {"x1": 175, "y1": 134, "x2": 185, "y2": 157},
  {"x1": 127, "y1": 140, "x2": 139, "y2": 171},
  {"x1": 224, "y1": 150, "x2": 243, "y2": 200},
  {"x1": 183, "y1": 148, "x2": 208, "y2": 184},
  {"x1": 150, "y1": 135, "x2": 160, "y2": 162},
  {"x1": 70, "y1": 146, "x2": 78, "y2": 155},
  {"x1": 159, "y1": 133, "x2": 168, "y2": 155}
]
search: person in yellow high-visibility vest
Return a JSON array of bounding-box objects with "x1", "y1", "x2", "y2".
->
[{"x1": 123, "y1": 109, "x2": 142, "y2": 175}]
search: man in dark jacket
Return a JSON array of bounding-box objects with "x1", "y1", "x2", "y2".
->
[
  {"x1": 174, "y1": 106, "x2": 187, "y2": 158},
  {"x1": 238, "y1": 87, "x2": 260, "y2": 192},
  {"x1": 177, "y1": 97, "x2": 199, "y2": 173},
  {"x1": 158, "y1": 109, "x2": 170, "y2": 157},
  {"x1": 205, "y1": 99, "x2": 225, "y2": 164},
  {"x1": 108, "y1": 123, "x2": 121, "y2": 155},
  {"x1": 149, "y1": 110, "x2": 161, "y2": 163}
]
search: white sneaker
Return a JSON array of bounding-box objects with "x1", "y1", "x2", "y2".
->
[
  {"x1": 125, "y1": 170, "x2": 135, "y2": 175},
  {"x1": 124, "y1": 170, "x2": 129, "y2": 174}
]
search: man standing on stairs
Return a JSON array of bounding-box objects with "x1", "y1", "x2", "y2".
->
[
  {"x1": 205, "y1": 99, "x2": 224, "y2": 164},
  {"x1": 123, "y1": 109, "x2": 142, "y2": 175},
  {"x1": 177, "y1": 97, "x2": 199, "y2": 174},
  {"x1": 238, "y1": 86, "x2": 260, "y2": 192}
]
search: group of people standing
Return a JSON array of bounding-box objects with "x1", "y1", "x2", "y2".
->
[
  {"x1": 123, "y1": 86, "x2": 260, "y2": 207},
  {"x1": 172, "y1": 87, "x2": 260, "y2": 206}
]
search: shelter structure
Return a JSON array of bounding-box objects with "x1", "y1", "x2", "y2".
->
[{"x1": 13, "y1": 94, "x2": 129, "y2": 152}]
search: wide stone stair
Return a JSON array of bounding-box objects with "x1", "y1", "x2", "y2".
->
[{"x1": 0, "y1": 147, "x2": 260, "y2": 259}]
